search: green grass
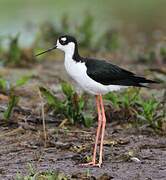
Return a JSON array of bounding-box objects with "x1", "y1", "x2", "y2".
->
[
  {"x1": 104, "y1": 88, "x2": 165, "y2": 131},
  {"x1": 104, "y1": 88, "x2": 140, "y2": 109},
  {"x1": 16, "y1": 163, "x2": 67, "y2": 180},
  {"x1": 40, "y1": 84, "x2": 165, "y2": 132},
  {"x1": 39, "y1": 82, "x2": 93, "y2": 127},
  {"x1": 136, "y1": 97, "x2": 165, "y2": 130},
  {"x1": 0, "y1": 75, "x2": 31, "y2": 121}
]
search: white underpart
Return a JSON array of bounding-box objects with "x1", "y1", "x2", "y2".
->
[{"x1": 56, "y1": 40, "x2": 125, "y2": 95}]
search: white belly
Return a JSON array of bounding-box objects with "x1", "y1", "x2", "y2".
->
[{"x1": 64, "y1": 56, "x2": 124, "y2": 95}]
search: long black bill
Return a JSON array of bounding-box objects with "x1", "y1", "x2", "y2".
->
[{"x1": 35, "y1": 45, "x2": 57, "y2": 56}]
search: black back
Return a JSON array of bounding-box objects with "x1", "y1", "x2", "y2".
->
[{"x1": 85, "y1": 58, "x2": 157, "y2": 87}]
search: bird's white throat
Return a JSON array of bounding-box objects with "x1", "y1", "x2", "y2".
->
[{"x1": 57, "y1": 40, "x2": 76, "y2": 58}]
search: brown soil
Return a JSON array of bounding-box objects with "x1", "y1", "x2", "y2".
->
[
  {"x1": 0, "y1": 122, "x2": 166, "y2": 180},
  {"x1": 0, "y1": 58, "x2": 165, "y2": 180}
]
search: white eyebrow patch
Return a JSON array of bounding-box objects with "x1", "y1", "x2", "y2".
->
[{"x1": 61, "y1": 37, "x2": 67, "y2": 41}]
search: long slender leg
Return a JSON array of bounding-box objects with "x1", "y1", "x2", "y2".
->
[
  {"x1": 91, "y1": 95, "x2": 102, "y2": 164},
  {"x1": 79, "y1": 95, "x2": 102, "y2": 166},
  {"x1": 98, "y1": 95, "x2": 106, "y2": 167}
]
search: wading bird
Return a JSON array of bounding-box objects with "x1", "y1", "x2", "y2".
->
[{"x1": 36, "y1": 35, "x2": 157, "y2": 167}]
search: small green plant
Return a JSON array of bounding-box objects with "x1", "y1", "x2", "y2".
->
[
  {"x1": 3, "y1": 94, "x2": 19, "y2": 120},
  {"x1": 120, "y1": 88, "x2": 140, "y2": 108},
  {"x1": 0, "y1": 75, "x2": 31, "y2": 121},
  {"x1": 104, "y1": 88, "x2": 140, "y2": 109},
  {"x1": 137, "y1": 97, "x2": 164, "y2": 130},
  {"x1": 16, "y1": 163, "x2": 67, "y2": 180},
  {"x1": 61, "y1": 82, "x2": 85, "y2": 124},
  {"x1": 104, "y1": 88, "x2": 165, "y2": 132},
  {"x1": 39, "y1": 86, "x2": 65, "y2": 113},
  {"x1": 139, "y1": 99, "x2": 159, "y2": 122},
  {"x1": 39, "y1": 82, "x2": 93, "y2": 127},
  {"x1": 104, "y1": 92, "x2": 120, "y2": 108}
]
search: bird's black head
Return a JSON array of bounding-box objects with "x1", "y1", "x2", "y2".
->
[
  {"x1": 36, "y1": 35, "x2": 78, "y2": 56},
  {"x1": 58, "y1": 35, "x2": 77, "y2": 46}
]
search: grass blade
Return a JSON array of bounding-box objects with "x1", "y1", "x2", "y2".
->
[{"x1": 3, "y1": 95, "x2": 19, "y2": 121}]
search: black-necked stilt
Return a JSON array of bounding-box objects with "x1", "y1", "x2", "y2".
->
[{"x1": 36, "y1": 35, "x2": 157, "y2": 167}]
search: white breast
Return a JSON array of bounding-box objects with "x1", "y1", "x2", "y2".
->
[{"x1": 64, "y1": 55, "x2": 124, "y2": 95}]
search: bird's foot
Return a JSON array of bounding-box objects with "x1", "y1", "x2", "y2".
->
[{"x1": 79, "y1": 161, "x2": 101, "y2": 168}]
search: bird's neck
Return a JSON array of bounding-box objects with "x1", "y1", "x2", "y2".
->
[
  {"x1": 64, "y1": 43, "x2": 82, "y2": 62},
  {"x1": 73, "y1": 45, "x2": 82, "y2": 62}
]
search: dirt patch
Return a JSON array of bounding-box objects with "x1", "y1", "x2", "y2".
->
[{"x1": 0, "y1": 121, "x2": 166, "y2": 180}]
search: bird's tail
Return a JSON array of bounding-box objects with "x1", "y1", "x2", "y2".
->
[{"x1": 131, "y1": 76, "x2": 159, "y2": 87}]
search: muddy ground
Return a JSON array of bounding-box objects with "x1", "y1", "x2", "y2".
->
[
  {"x1": 0, "y1": 122, "x2": 166, "y2": 180},
  {"x1": 0, "y1": 57, "x2": 166, "y2": 180}
]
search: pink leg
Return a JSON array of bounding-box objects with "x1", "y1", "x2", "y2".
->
[
  {"x1": 79, "y1": 95, "x2": 102, "y2": 167},
  {"x1": 91, "y1": 95, "x2": 102, "y2": 164},
  {"x1": 98, "y1": 95, "x2": 106, "y2": 167}
]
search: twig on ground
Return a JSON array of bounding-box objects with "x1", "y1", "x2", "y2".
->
[{"x1": 38, "y1": 88, "x2": 47, "y2": 147}]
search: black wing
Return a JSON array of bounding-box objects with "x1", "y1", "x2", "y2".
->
[{"x1": 85, "y1": 58, "x2": 156, "y2": 87}]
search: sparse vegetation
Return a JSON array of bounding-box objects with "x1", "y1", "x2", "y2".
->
[
  {"x1": 104, "y1": 88, "x2": 165, "y2": 131},
  {"x1": 136, "y1": 97, "x2": 165, "y2": 130},
  {"x1": 0, "y1": 75, "x2": 31, "y2": 121},
  {"x1": 16, "y1": 163, "x2": 68, "y2": 180},
  {"x1": 39, "y1": 82, "x2": 93, "y2": 127}
]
